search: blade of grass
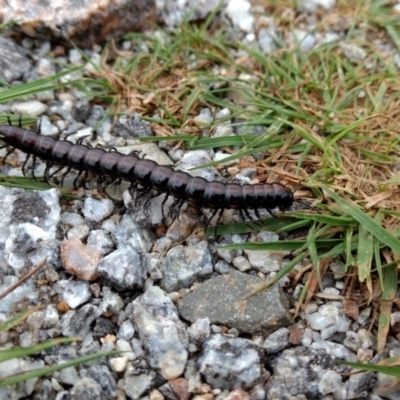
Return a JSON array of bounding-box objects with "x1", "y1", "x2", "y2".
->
[
  {"x1": 325, "y1": 189, "x2": 400, "y2": 255},
  {"x1": 0, "y1": 351, "x2": 120, "y2": 388}
]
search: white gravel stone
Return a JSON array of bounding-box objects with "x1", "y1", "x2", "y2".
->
[
  {"x1": 318, "y1": 370, "x2": 344, "y2": 396},
  {"x1": 11, "y1": 100, "x2": 48, "y2": 117},
  {"x1": 297, "y1": 0, "x2": 336, "y2": 12},
  {"x1": 226, "y1": 0, "x2": 254, "y2": 33},
  {"x1": 340, "y1": 43, "x2": 367, "y2": 63},
  {"x1": 110, "y1": 356, "x2": 128, "y2": 372},
  {"x1": 116, "y1": 339, "x2": 136, "y2": 361},
  {"x1": 306, "y1": 313, "x2": 336, "y2": 330},
  {"x1": 83, "y1": 198, "x2": 114, "y2": 222},
  {"x1": 232, "y1": 255, "x2": 252, "y2": 272}
]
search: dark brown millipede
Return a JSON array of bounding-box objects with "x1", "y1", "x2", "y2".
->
[{"x1": 0, "y1": 118, "x2": 295, "y2": 233}]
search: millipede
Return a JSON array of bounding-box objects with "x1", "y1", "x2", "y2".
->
[{"x1": 0, "y1": 118, "x2": 296, "y2": 233}]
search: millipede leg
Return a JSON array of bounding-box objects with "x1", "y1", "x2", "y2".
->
[
  {"x1": 239, "y1": 209, "x2": 261, "y2": 231},
  {"x1": 3, "y1": 148, "x2": 16, "y2": 164},
  {"x1": 60, "y1": 167, "x2": 71, "y2": 187},
  {"x1": 31, "y1": 156, "x2": 38, "y2": 181},
  {"x1": 211, "y1": 209, "x2": 224, "y2": 237},
  {"x1": 48, "y1": 165, "x2": 64, "y2": 180},
  {"x1": 160, "y1": 194, "x2": 170, "y2": 219},
  {"x1": 243, "y1": 208, "x2": 263, "y2": 228},
  {"x1": 97, "y1": 174, "x2": 106, "y2": 194},
  {"x1": 73, "y1": 170, "x2": 84, "y2": 189},
  {"x1": 21, "y1": 154, "x2": 31, "y2": 177},
  {"x1": 113, "y1": 178, "x2": 122, "y2": 194},
  {"x1": 82, "y1": 171, "x2": 90, "y2": 189}
]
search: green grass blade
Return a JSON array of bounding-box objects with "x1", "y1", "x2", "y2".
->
[
  {"x1": 325, "y1": 189, "x2": 400, "y2": 255},
  {"x1": 0, "y1": 351, "x2": 120, "y2": 388},
  {"x1": 0, "y1": 338, "x2": 79, "y2": 362}
]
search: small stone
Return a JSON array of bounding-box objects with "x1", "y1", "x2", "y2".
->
[
  {"x1": 87, "y1": 230, "x2": 114, "y2": 255},
  {"x1": 340, "y1": 43, "x2": 366, "y2": 63},
  {"x1": 226, "y1": 0, "x2": 254, "y2": 33},
  {"x1": 123, "y1": 372, "x2": 156, "y2": 400},
  {"x1": 306, "y1": 313, "x2": 336, "y2": 331},
  {"x1": 232, "y1": 255, "x2": 251, "y2": 272},
  {"x1": 11, "y1": 100, "x2": 48, "y2": 117},
  {"x1": 169, "y1": 377, "x2": 190, "y2": 400},
  {"x1": 194, "y1": 108, "x2": 213, "y2": 125},
  {"x1": 187, "y1": 318, "x2": 210, "y2": 346},
  {"x1": 263, "y1": 327, "x2": 290, "y2": 354},
  {"x1": 60, "y1": 238, "x2": 103, "y2": 281},
  {"x1": 224, "y1": 388, "x2": 249, "y2": 400},
  {"x1": 198, "y1": 334, "x2": 261, "y2": 391},
  {"x1": 93, "y1": 317, "x2": 114, "y2": 337},
  {"x1": 159, "y1": 241, "x2": 213, "y2": 292},
  {"x1": 116, "y1": 339, "x2": 135, "y2": 360},
  {"x1": 54, "y1": 280, "x2": 92, "y2": 309},
  {"x1": 244, "y1": 250, "x2": 287, "y2": 273},
  {"x1": 98, "y1": 287, "x2": 124, "y2": 316},
  {"x1": 178, "y1": 271, "x2": 291, "y2": 336},
  {"x1": 318, "y1": 370, "x2": 344, "y2": 396},
  {"x1": 70, "y1": 377, "x2": 106, "y2": 400},
  {"x1": 62, "y1": 304, "x2": 101, "y2": 337},
  {"x1": 61, "y1": 212, "x2": 85, "y2": 227},
  {"x1": 43, "y1": 305, "x2": 59, "y2": 328},
  {"x1": 83, "y1": 198, "x2": 114, "y2": 222},
  {"x1": 149, "y1": 389, "x2": 164, "y2": 400},
  {"x1": 131, "y1": 286, "x2": 188, "y2": 380},
  {"x1": 110, "y1": 356, "x2": 128, "y2": 372},
  {"x1": 67, "y1": 225, "x2": 90, "y2": 241},
  {"x1": 97, "y1": 246, "x2": 147, "y2": 292},
  {"x1": 117, "y1": 320, "x2": 135, "y2": 340}
]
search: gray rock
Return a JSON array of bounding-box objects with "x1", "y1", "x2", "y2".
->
[
  {"x1": 61, "y1": 304, "x2": 101, "y2": 337},
  {"x1": 264, "y1": 346, "x2": 336, "y2": 398},
  {"x1": 117, "y1": 320, "x2": 135, "y2": 340},
  {"x1": 80, "y1": 365, "x2": 117, "y2": 399},
  {"x1": 83, "y1": 198, "x2": 114, "y2": 222},
  {"x1": 1, "y1": 0, "x2": 156, "y2": 47},
  {"x1": 159, "y1": 241, "x2": 213, "y2": 292},
  {"x1": 61, "y1": 212, "x2": 85, "y2": 227},
  {"x1": 122, "y1": 372, "x2": 156, "y2": 400},
  {"x1": 187, "y1": 318, "x2": 210, "y2": 346},
  {"x1": 11, "y1": 101, "x2": 48, "y2": 118},
  {"x1": 54, "y1": 280, "x2": 92, "y2": 309},
  {"x1": 263, "y1": 327, "x2": 290, "y2": 354},
  {"x1": 131, "y1": 286, "x2": 188, "y2": 380},
  {"x1": 114, "y1": 113, "x2": 153, "y2": 138},
  {"x1": 55, "y1": 366, "x2": 79, "y2": 386},
  {"x1": 97, "y1": 246, "x2": 147, "y2": 292},
  {"x1": 1, "y1": 189, "x2": 60, "y2": 270},
  {"x1": 198, "y1": 334, "x2": 261, "y2": 391},
  {"x1": 70, "y1": 377, "x2": 106, "y2": 400},
  {"x1": 98, "y1": 287, "x2": 124, "y2": 315},
  {"x1": 113, "y1": 212, "x2": 155, "y2": 254},
  {"x1": 0, "y1": 37, "x2": 32, "y2": 82},
  {"x1": 87, "y1": 230, "x2": 114, "y2": 255},
  {"x1": 93, "y1": 317, "x2": 114, "y2": 337},
  {"x1": 178, "y1": 271, "x2": 292, "y2": 335}
]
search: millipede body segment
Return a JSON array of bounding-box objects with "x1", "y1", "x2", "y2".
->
[{"x1": 0, "y1": 122, "x2": 295, "y2": 223}]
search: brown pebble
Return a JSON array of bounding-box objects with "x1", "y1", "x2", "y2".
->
[
  {"x1": 60, "y1": 238, "x2": 103, "y2": 281},
  {"x1": 90, "y1": 283, "x2": 101, "y2": 298},
  {"x1": 288, "y1": 324, "x2": 303, "y2": 345},
  {"x1": 192, "y1": 395, "x2": 214, "y2": 400},
  {"x1": 170, "y1": 378, "x2": 190, "y2": 400},
  {"x1": 57, "y1": 300, "x2": 70, "y2": 313},
  {"x1": 224, "y1": 388, "x2": 249, "y2": 400}
]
